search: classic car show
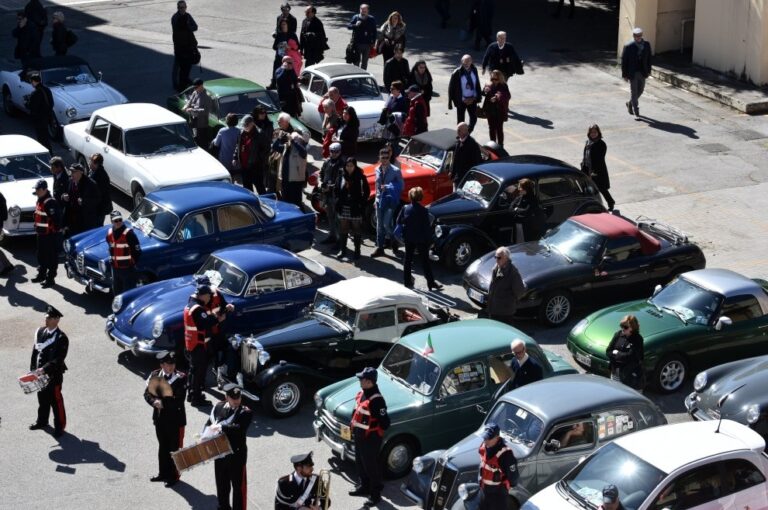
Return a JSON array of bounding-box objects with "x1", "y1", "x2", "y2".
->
[{"x1": 3, "y1": 1, "x2": 768, "y2": 510}]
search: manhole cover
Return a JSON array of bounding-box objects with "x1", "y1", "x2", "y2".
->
[
  {"x1": 695, "y1": 143, "x2": 730, "y2": 153},
  {"x1": 732, "y1": 129, "x2": 767, "y2": 141}
]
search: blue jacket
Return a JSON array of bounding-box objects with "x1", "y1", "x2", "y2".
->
[
  {"x1": 347, "y1": 14, "x2": 377, "y2": 45},
  {"x1": 397, "y1": 202, "x2": 432, "y2": 245},
  {"x1": 374, "y1": 163, "x2": 403, "y2": 208}
]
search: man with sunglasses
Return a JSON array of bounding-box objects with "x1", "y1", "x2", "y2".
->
[
  {"x1": 106, "y1": 210, "x2": 141, "y2": 295},
  {"x1": 371, "y1": 149, "x2": 403, "y2": 258},
  {"x1": 485, "y1": 246, "x2": 525, "y2": 326}
]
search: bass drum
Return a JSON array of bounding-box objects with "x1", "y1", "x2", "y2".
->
[{"x1": 480, "y1": 141, "x2": 509, "y2": 161}]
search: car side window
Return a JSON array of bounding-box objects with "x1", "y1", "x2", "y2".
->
[
  {"x1": 439, "y1": 361, "x2": 486, "y2": 398},
  {"x1": 299, "y1": 72, "x2": 311, "y2": 91},
  {"x1": 397, "y1": 307, "x2": 423, "y2": 324},
  {"x1": 284, "y1": 269, "x2": 312, "y2": 290},
  {"x1": 246, "y1": 269, "x2": 284, "y2": 296},
  {"x1": 358, "y1": 310, "x2": 396, "y2": 331},
  {"x1": 107, "y1": 125, "x2": 124, "y2": 152},
  {"x1": 91, "y1": 117, "x2": 110, "y2": 142},
  {"x1": 179, "y1": 211, "x2": 214, "y2": 240},
  {"x1": 310, "y1": 75, "x2": 327, "y2": 96},
  {"x1": 595, "y1": 410, "x2": 635, "y2": 441},
  {"x1": 546, "y1": 420, "x2": 595, "y2": 451},
  {"x1": 603, "y1": 236, "x2": 643, "y2": 262},
  {"x1": 651, "y1": 463, "x2": 723, "y2": 510},
  {"x1": 487, "y1": 352, "x2": 515, "y2": 385},
  {"x1": 725, "y1": 458, "x2": 766, "y2": 492},
  {"x1": 720, "y1": 294, "x2": 764, "y2": 322},
  {"x1": 217, "y1": 204, "x2": 257, "y2": 232},
  {"x1": 537, "y1": 175, "x2": 579, "y2": 201}
]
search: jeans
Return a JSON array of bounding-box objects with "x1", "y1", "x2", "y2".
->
[
  {"x1": 375, "y1": 203, "x2": 396, "y2": 248},
  {"x1": 630, "y1": 72, "x2": 646, "y2": 111}
]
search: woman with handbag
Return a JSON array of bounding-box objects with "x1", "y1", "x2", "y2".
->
[
  {"x1": 482, "y1": 69, "x2": 511, "y2": 147},
  {"x1": 606, "y1": 315, "x2": 645, "y2": 391},
  {"x1": 378, "y1": 11, "x2": 406, "y2": 62},
  {"x1": 581, "y1": 124, "x2": 615, "y2": 211},
  {"x1": 335, "y1": 157, "x2": 369, "y2": 261}
]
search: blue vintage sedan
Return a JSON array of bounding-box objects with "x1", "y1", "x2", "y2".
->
[
  {"x1": 106, "y1": 244, "x2": 344, "y2": 357},
  {"x1": 63, "y1": 182, "x2": 315, "y2": 293}
]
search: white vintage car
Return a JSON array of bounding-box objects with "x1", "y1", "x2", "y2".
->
[
  {"x1": 298, "y1": 63, "x2": 386, "y2": 142},
  {"x1": 63, "y1": 103, "x2": 231, "y2": 206},
  {"x1": 1, "y1": 55, "x2": 127, "y2": 140},
  {"x1": 0, "y1": 135, "x2": 52, "y2": 242}
]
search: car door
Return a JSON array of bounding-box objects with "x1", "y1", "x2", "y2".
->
[
  {"x1": 236, "y1": 269, "x2": 294, "y2": 332},
  {"x1": 88, "y1": 117, "x2": 125, "y2": 190},
  {"x1": 164, "y1": 210, "x2": 217, "y2": 276},
  {"x1": 14, "y1": 71, "x2": 34, "y2": 113},
  {"x1": 299, "y1": 71, "x2": 324, "y2": 131},
  {"x1": 589, "y1": 236, "x2": 650, "y2": 302},
  {"x1": 351, "y1": 308, "x2": 399, "y2": 362},
  {"x1": 707, "y1": 295, "x2": 768, "y2": 364},
  {"x1": 430, "y1": 360, "x2": 491, "y2": 447},
  {"x1": 536, "y1": 418, "x2": 597, "y2": 491},
  {"x1": 483, "y1": 183, "x2": 519, "y2": 245},
  {"x1": 104, "y1": 123, "x2": 129, "y2": 191},
  {"x1": 536, "y1": 174, "x2": 584, "y2": 228},
  {"x1": 215, "y1": 203, "x2": 261, "y2": 247}
]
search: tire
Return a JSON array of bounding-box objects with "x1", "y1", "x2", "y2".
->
[
  {"x1": 653, "y1": 354, "x2": 688, "y2": 394},
  {"x1": 132, "y1": 185, "x2": 146, "y2": 208},
  {"x1": 262, "y1": 375, "x2": 304, "y2": 418},
  {"x1": 48, "y1": 117, "x2": 63, "y2": 142},
  {"x1": 444, "y1": 236, "x2": 477, "y2": 272},
  {"x1": 3, "y1": 88, "x2": 18, "y2": 117},
  {"x1": 77, "y1": 154, "x2": 88, "y2": 169},
  {"x1": 380, "y1": 436, "x2": 418, "y2": 479},
  {"x1": 365, "y1": 200, "x2": 376, "y2": 234},
  {"x1": 538, "y1": 290, "x2": 573, "y2": 327}
]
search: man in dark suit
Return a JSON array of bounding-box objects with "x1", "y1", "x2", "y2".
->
[
  {"x1": 451, "y1": 122, "x2": 482, "y2": 189},
  {"x1": 621, "y1": 27, "x2": 652, "y2": 117},
  {"x1": 28, "y1": 73, "x2": 54, "y2": 153},
  {"x1": 508, "y1": 338, "x2": 543, "y2": 390}
]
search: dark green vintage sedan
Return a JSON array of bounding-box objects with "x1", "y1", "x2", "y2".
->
[
  {"x1": 567, "y1": 268, "x2": 768, "y2": 393},
  {"x1": 166, "y1": 77, "x2": 308, "y2": 135}
]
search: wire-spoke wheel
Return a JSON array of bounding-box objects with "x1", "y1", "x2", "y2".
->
[
  {"x1": 539, "y1": 291, "x2": 572, "y2": 326},
  {"x1": 263, "y1": 375, "x2": 304, "y2": 418}
]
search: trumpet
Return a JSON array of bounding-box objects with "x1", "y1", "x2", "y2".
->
[{"x1": 315, "y1": 469, "x2": 331, "y2": 510}]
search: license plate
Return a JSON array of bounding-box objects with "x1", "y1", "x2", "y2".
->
[
  {"x1": 467, "y1": 288, "x2": 485, "y2": 303},
  {"x1": 340, "y1": 425, "x2": 351, "y2": 441},
  {"x1": 575, "y1": 351, "x2": 592, "y2": 367}
]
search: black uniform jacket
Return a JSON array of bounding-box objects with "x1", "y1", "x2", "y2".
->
[
  {"x1": 482, "y1": 438, "x2": 519, "y2": 493},
  {"x1": 275, "y1": 471, "x2": 325, "y2": 510},
  {"x1": 144, "y1": 369, "x2": 187, "y2": 427},
  {"x1": 30, "y1": 327, "x2": 69, "y2": 383},
  {"x1": 509, "y1": 355, "x2": 544, "y2": 390},
  {"x1": 205, "y1": 402, "x2": 253, "y2": 460}
]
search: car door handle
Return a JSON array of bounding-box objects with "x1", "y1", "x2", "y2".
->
[
  {"x1": 104, "y1": 146, "x2": 109, "y2": 153},
  {"x1": 85, "y1": 136, "x2": 90, "y2": 143},
  {"x1": 435, "y1": 402, "x2": 448, "y2": 409}
]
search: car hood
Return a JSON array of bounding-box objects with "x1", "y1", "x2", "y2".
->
[
  {"x1": 522, "y1": 483, "x2": 570, "y2": 509},
  {"x1": 363, "y1": 158, "x2": 437, "y2": 185},
  {"x1": 348, "y1": 99, "x2": 386, "y2": 119},
  {"x1": 130, "y1": 149, "x2": 229, "y2": 187},
  {"x1": 115, "y1": 276, "x2": 195, "y2": 336},
  {"x1": 697, "y1": 356, "x2": 768, "y2": 418},
  {"x1": 428, "y1": 193, "x2": 485, "y2": 221},
  {"x1": 441, "y1": 431, "x2": 533, "y2": 471},
  {"x1": 71, "y1": 222, "x2": 163, "y2": 262},
  {"x1": 254, "y1": 315, "x2": 345, "y2": 350},
  {"x1": 0, "y1": 176, "x2": 52, "y2": 207},
  {"x1": 53, "y1": 82, "x2": 125, "y2": 109}
]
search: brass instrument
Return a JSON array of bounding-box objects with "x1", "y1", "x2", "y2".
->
[{"x1": 315, "y1": 469, "x2": 331, "y2": 510}]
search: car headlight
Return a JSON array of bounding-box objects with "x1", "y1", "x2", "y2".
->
[
  {"x1": 66, "y1": 107, "x2": 77, "y2": 119},
  {"x1": 412, "y1": 456, "x2": 434, "y2": 474},
  {"x1": 314, "y1": 392, "x2": 323, "y2": 409},
  {"x1": 111, "y1": 295, "x2": 123, "y2": 313},
  {"x1": 693, "y1": 372, "x2": 707, "y2": 392},
  {"x1": 258, "y1": 350, "x2": 271, "y2": 366},
  {"x1": 571, "y1": 318, "x2": 589, "y2": 336},
  {"x1": 8, "y1": 205, "x2": 21, "y2": 218},
  {"x1": 434, "y1": 225, "x2": 444, "y2": 238},
  {"x1": 466, "y1": 258, "x2": 481, "y2": 274},
  {"x1": 747, "y1": 404, "x2": 761, "y2": 424},
  {"x1": 152, "y1": 319, "x2": 164, "y2": 339},
  {"x1": 98, "y1": 259, "x2": 108, "y2": 274}
]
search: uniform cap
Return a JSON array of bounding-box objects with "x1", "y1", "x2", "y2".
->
[
  {"x1": 45, "y1": 305, "x2": 63, "y2": 319},
  {"x1": 110, "y1": 210, "x2": 123, "y2": 221},
  {"x1": 481, "y1": 422, "x2": 500, "y2": 440},
  {"x1": 329, "y1": 142, "x2": 342, "y2": 152},
  {"x1": 223, "y1": 383, "x2": 242, "y2": 398},
  {"x1": 632, "y1": 27, "x2": 643, "y2": 35},
  {"x1": 603, "y1": 484, "x2": 619, "y2": 503},
  {"x1": 157, "y1": 351, "x2": 176, "y2": 363},
  {"x1": 291, "y1": 451, "x2": 314, "y2": 466},
  {"x1": 33, "y1": 179, "x2": 48, "y2": 191},
  {"x1": 355, "y1": 366, "x2": 378, "y2": 382},
  {"x1": 195, "y1": 274, "x2": 212, "y2": 286}
]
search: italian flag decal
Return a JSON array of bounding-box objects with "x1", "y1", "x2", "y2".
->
[{"x1": 422, "y1": 334, "x2": 434, "y2": 356}]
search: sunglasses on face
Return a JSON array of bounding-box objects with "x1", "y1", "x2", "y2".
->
[
  {"x1": 621, "y1": 325, "x2": 630, "y2": 330},
  {"x1": 112, "y1": 219, "x2": 123, "y2": 224},
  {"x1": 513, "y1": 349, "x2": 525, "y2": 355}
]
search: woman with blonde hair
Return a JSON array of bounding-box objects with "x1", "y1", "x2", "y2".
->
[
  {"x1": 482, "y1": 69, "x2": 511, "y2": 146},
  {"x1": 378, "y1": 11, "x2": 406, "y2": 62},
  {"x1": 606, "y1": 315, "x2": 645, "y2": 391}
]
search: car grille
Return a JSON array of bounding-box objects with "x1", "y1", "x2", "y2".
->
[
  {"x1": 20, "y1": 211, "x2": 35, "y2": 223},
  {"x1": 240, "y1": 342, "x2": 261, "y2": 375},
  {"x1": 320, "y1": 409, "x2": 343, "y2": 437},
  {"x1": 76, "y1": 253, "x2": 85, "y2": 274},
  {"x1": 86, "y1": 267, "x2": 105, "y2": 281},
  {"x1": 427, "y1": 460, "x2": 457, "y2": 510}
]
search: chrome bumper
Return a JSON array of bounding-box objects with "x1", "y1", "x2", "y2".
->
[
  {"x1": 65, "y1": 261, "x2": 111, "y2": 293},
  {"x1": 313, "y1": 417, "x2": 356, "y2": 462},
  {"x1": 105, "y1": 318, "x2": 160, "y2": 356}
]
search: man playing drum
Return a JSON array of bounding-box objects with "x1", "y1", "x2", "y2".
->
[{"x1": 29, "y1": 305, "x2": 69, "y2": 438}]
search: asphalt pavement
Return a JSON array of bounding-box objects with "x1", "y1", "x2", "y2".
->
[{"x1": 1, "y1": 0, "x2": 767, "y2": 509}]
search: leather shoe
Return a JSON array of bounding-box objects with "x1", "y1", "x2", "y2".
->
[
  {"x1": 150, "y1": 475, "x2": 165, "y2": 482},
  {"x1": 41, "y1": 279, "x2": 55, "y2": 288},
  {"x1": 370, "y1": 248, "x2": 385, "y2": 258},
  {"x1": 31, "y1": 274, "x2": 46, "y2": 283},
  {"x1": 429, "y1": 283, "x2": 444, "y2": 291},
  {"x1": 164, "y1": 479, "x2": 178, "y2": 488},
  {"x1": 363, "y1": 495, "x2": 382, "y2": 507},
  {"x1": 29, "y1": 422, "x2": 47, "y2": 430},
  {"x1": 348, "y1": 486, "x2": 370, "y2": 496}
]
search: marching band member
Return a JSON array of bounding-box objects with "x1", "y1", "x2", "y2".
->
[
  {"x1": 275, "y1": 452, "x2": 328, "y2": 509},
  {"x1": 144, "y1": 351, "x2": 187, "y2": 488},
  {"x1": 29, "y1": 305, "x2": 68, "y2": 438}
]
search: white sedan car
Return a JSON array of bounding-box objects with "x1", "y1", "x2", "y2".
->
[
  {"x1": 1, "y1": 55, "x2": 127, "y2": 140},
  {"x1": 522, "y1": 420, "x2": 768, "y2": 510},
  {"x1": 298, "y1": 63, "x2": 385, "y2": 142},
  {"x1": 0, "y1": 135, "x2": 52, "y2": 242}
]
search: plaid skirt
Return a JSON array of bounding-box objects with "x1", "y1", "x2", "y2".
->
[{"x1": 338, "y1": 205, "x2": 362, "y2": 222}]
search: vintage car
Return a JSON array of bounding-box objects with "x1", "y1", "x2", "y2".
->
[
  {"x1": 63, "y1": 103, "x2": 231, "y2": 206},
  {"x1": 105, "y1": 244, "x2": 343, "y2": 358},
  {"x1": 166, "y1": 77, "x2": 308, "y2": 136},
  {"x1": 223, "y1": 276, "x2": 458, "y2": 418},
  {"x1": 313, "y1": 319, "x2": 577, "y2": 479},
  {"x1": 63, "y1": 182, "x2": 314, "y2": 293},
  {"x1": 1, "y1": 55, "x2": 127, "y2": 139},
  {"x1": 685, "y1": 356, "x2": 768, "y2": 446},
  {"x1": 567, "y1": 268, "x2": 768, "y2": 393},
  {"x1": 522, "y1": 420, "x2": 768, "y2": 510},
  {"x1": 298, "y1": 63, "x2": 385, "y2": 141},
  {"x1": 402, "y1": 374, "x2": 666, "y2": 510},
  {"x1": 429, "y1": 156, "x2": 605, "y2": 271},
  {"x1": 464, "y1": 213, "x2": 705, "y2": 326},
  {"x1": 0, "y1": 135, "x2": 51, "y2": 242}
]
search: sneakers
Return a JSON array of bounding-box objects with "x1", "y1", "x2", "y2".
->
[{"x1": 626, "y1": 101, "x2": 633, "y2": 115}]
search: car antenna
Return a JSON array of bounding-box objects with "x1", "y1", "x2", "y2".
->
[{"x1": 715, "y1": 383, "x2": 745, "y2": 433}]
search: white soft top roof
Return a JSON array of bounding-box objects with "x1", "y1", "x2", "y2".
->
[
  {"x1": 320, "y1": 276, "x2": 429, "y2": 311},
  {"x1": 615, "y1": 419, "x2": 765, "y2": 474},
  {"x1": 0, "y1": 135, "x2": 49, "y2": 157},
  {"x1": 93, "y1": 103, "x2": 185, "y2": 130}
]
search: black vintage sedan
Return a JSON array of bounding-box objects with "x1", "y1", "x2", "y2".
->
[
  {"x1": 463, "y1": 212, "x2": 706, "y2": 326},
  {"x1": 429, "y1": 156, "x2": 605, "y2": 271},
  {"x1": 685, "y1": 355, "x2": 768, "y2": 446}
]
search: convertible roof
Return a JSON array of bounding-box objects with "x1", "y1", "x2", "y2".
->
[
  {"x1": 571, "y1": 213, "x2": 661, "y2": 255},
  {"x1": 411, "y1": 128, "x2": 458, "y2": 151},
  {"x1": 308, "y1": 63, "x2": 368, "y2": 79},
  {"x1": 472, "y1": 156, "x2": 579, "y2": 183},
  {"x1": 24, "y1": 55, "x2": 87, "y2": 71},
  {"x1": 319, "y1": 276, "x2": 426, "y2": 310}
]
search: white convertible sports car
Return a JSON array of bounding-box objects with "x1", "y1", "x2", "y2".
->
[
  {"x1": 1, "y1": 55, "x2": 127, "y2": 140},
  {"x1": 0, "y1": 135, "x2": 52, "y2": 242}
]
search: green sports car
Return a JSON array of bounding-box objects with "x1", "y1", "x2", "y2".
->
[
  {"x1": 567, "y1": 268, "x2": 768, "y2": 393},
  {"x1": 166, "y1": 77, "x2": 308, "y2": 135}
]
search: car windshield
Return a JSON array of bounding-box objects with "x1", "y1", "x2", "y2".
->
[
  {"x1": 542, "y1": 220, "x2": 606, "y2": 264},
  {"x1": 195, "y1": 256, "x2": 248, "y2": 296},
  {"x1": 0, "y1": 153, "x2": 48, "y2": 181},
  {"x1": 217, "y1": 90, "x2": 279, "y2": 117},
  {"x1": 460, "y1": 169, "x2": 500, "y2": 204},
  {"x1": 381, "y1": 344, "x2": 441, "y2": 395},
  {"x1": 129, "y1": 199, "x2": 179, "y2": 240},
  {"x1": 332, "y1": 77, "x2": 380, "y2": 99},
  {"x1": 124, "y1": 123, "x2": 197, "y2": 156},
  {"x1": 649, "y1": 277, "x2": 722, "y2": 325},
  {"x1": 560, "y1": 442, "x2": 666, "y2": 510},
  {"x1": 41, "y1": 65, "x2": 97, "y2": 86},
  {"x1": 400, "y1": 139, "x2": 446, "y2": 169},
  {"x1": 312, "y1": 293, "x2": 356, "y2": 328},
  {"x1": 486, "y1": 402, "x2": 544, "y2": 448}
]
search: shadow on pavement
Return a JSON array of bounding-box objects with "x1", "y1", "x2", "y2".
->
[
  {"x1": 636, "y1": 116, "x2": 700, "y2": 139},
  {"x1": 508, "y1": 109, "x2": 555, "y2": 129},
  {"x1": 327, "y1": 455, "x2": 414, "y2": 510},
  {"x1": 49, "y1": 432, "x2": 126, "y2": 473},
  {"x1": 168, "y1": 480, "x2": 219, "y2": 509}
]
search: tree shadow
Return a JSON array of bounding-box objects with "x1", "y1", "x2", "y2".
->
[
  {"x1": 636, "y1": 116, "x2": 700, "y2": 139},
  {"x1": 48, "y1": 432, "x2": 126, "y2": 473},
  {"x1": 508, "y1": 110, "x2": 555, "y2": 129}
]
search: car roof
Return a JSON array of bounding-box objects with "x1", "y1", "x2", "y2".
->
[
  {"x1": 306, "y1": 63, "x2": 370, "y2": 79},
  {"x1": 410, "y1": 128, "x2": 458, "y2": 150},
  {"x1": 93, "y1": 103, "x2": 186, "y2": 130},
  {"x1": 319, "y1": 276, "x2": 425, "y2": 310},
  {"x1": 398, "y1": 319, "x2": 535, "y2": 366},
  {"x1": 0, "y1": 135, "x2": 49, "y2": 157},
  {"x1": 145, "y1": 182, "x2": 259, "y2": 212},
  {"x1": 571, "y1": 213, "x2": 661, "y2": 255},
  {"x1": 211, "y1": 244, "x2": 306, "y2": 275},
  {"x1": 471, "y1": 156, "x2": 580, "y2": 183},
  {"x1": 500, "y1": 374, "x2": 654, "y2": 423},
  {"x1": 24, "y1": 55, "x2": 87, "y2": 71},
  {"x1": 614, "y1": 420, "x2": 765, "y2": 474},
  {"x1": 199, "y1": 78, "x2": 266, "y2": 97},
  {"x1": 682, "y1": 268, "x2": 768, "y2": 302}
]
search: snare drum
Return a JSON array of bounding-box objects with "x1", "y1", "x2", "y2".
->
[
  {"x1": 172, "y1": 433, "x2": 232, "y2": 473},
  {"x1": 18, "y1": 372, "x2": 50, "y2": 394}
]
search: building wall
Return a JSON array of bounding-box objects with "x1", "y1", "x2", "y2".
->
[{"x1": 656, "y1": 0, "x2": 696, "y2": 53}]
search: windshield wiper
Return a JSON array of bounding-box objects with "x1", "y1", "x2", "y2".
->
[
  {"x1": 557, "y1": 481, "x2": 592, "y2": 510},
  {"x1": 385, "y1": 369, "x2": 413, "y2": 390},
  {"x1": 549, "y1": 244, "x2": 573, "y2": 263},
  {"x1": 662, "y1": 306, "x2": 688, "y2": 325},
  {"x1": 648, "y1": 298, "x2": 662, "y2": 313}
]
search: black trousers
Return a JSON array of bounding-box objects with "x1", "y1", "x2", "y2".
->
[
  {"x1": 479, "y1": 487, "x2": 509, "y2": 509},
  {"x1": 33, "y1": 119, "x2": 52, "y2": 153},
  {"x1": 186, "y1": 345, "x2": 208, "y2": 400},
  {"x1": 111, "y1": 266, "x2": 136, "y2": 295},
  {"x1": 155, "y1": 423, "x2": 184, "y2": 480},
  {"x1": 36, "y1": 232, "x2": 61, "y2": 279},
  {"x1": 404, "y1": 242, "x2": 436, "y2": 288},
  {"x1": 283, "y1": 181, "x2": 304, "y2": 210},
  {"x1": 173, "y1": 57, "x2": 193, "y2": 92},
  {"x1": 37, "y1": 381, "x2": 66, "y2": 431},
  {"x1": 241, "y1": 165, "x2": 266, "y2": 194},
  {"x1": 354, "y1": 433, "x2": 383, "y2": 496},
  {"x1": 597, "y1": 184, "x2": 615, "y2": 210},
  {"x1": 193, "y1": 126, "x2": 212, "y2": 150},
  {"x1": 215, "y1": 455, "x2": 247, "y2": 510},
  {"x1": 456, "y1": 102, "x2": 478, "y2": 133}
]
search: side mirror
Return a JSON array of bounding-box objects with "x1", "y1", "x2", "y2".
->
[
  {"x1": 543, "y1": 439, "x2": 561, "y2": 453},
  {"x1": 715, "y1": 316, "x2": 732, "y2": 331},
  {"x1": 98, "y1": 71, "x2": 103, "y2": 82},
  {"x1": 475, "y1": 404, "x2": 487, "y2": 415},
  {"x1": 458, "y1": 482, "x2": 481, "y2": 502},
  {"x1": 600, "y1": 255, "x2": 615, "y2": 267},
  {"x1": 652, "y1": 284, "x2": 663, "y2": 296}
]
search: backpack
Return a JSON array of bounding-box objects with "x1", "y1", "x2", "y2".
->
[{"x1": 65, "y1": 30, "x2": 78, "y2": 48}]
